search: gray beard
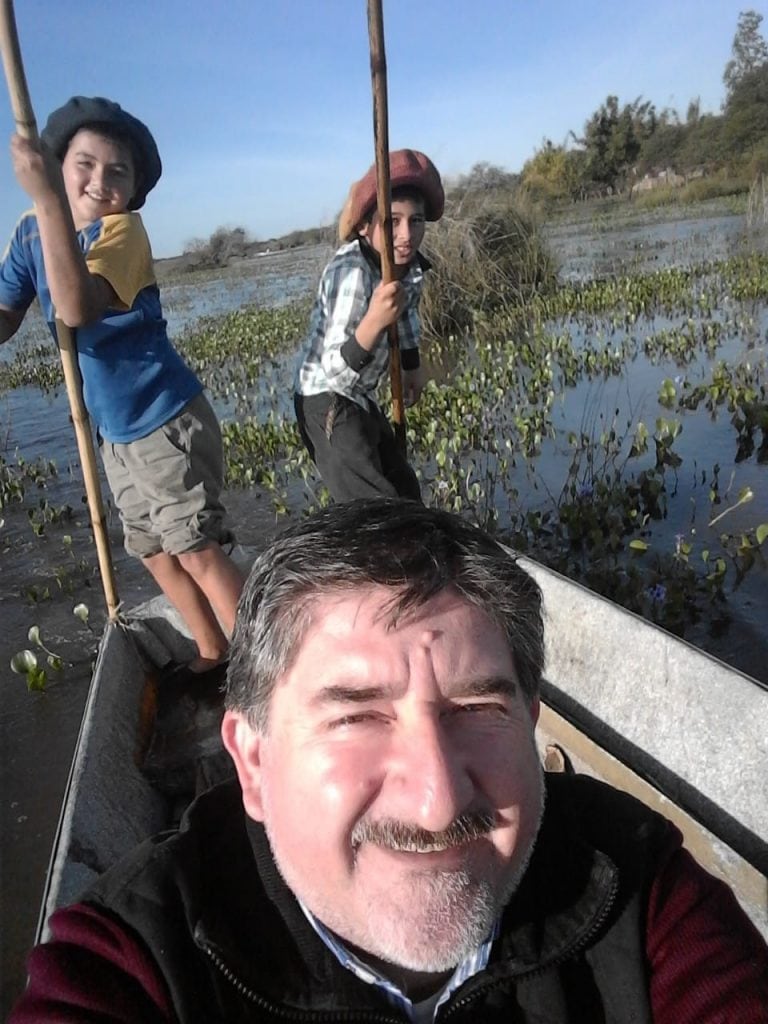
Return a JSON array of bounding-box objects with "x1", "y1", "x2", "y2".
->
[
  {"x1": 352, "y1": 867, "x2": 501, "y2": 972},
  {"x1": 264, "y1": 767, "x2": 546, "y2": 975},
  {"x1": 364, "y1": 802, "x2": 543, "y2": 973}
]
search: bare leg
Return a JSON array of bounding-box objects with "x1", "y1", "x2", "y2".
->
[
  {"x1": 143, "y1": 550, "x2": 229, "y2": 666},
  {"x1": 176, "y1": 543, "x2": 245, "y2": 636}
]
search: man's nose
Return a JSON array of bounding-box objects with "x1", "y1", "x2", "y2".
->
[{"x1": 386, "y1": 712, "x2": 474, "y2": 832}]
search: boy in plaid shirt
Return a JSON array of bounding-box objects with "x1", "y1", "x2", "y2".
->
[{"x1": 294, "y1": 149, "x2": 443, "y2": 501}]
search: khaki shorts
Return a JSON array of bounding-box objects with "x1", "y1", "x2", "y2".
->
[{"x1": 100, "y1": 392, "x2": 234, "y2": 559}]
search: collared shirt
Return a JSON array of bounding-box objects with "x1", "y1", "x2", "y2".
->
[
  {"x1": 293, "y1": 239, "x2": 424, "y2": 410},
  {"x1": 299, "y1": 901, "x2": 498, "y2": 1023}
]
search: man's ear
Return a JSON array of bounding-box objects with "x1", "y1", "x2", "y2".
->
[{"x1": 221, "y1": 710, "x2": 266, "y2": 821}]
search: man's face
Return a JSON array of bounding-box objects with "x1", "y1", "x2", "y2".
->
[
  {"x1": 223, "y1": 585, "x2": 543, "y2": 973},
  {"x1": 62, "y1": 129, "x2": 136, "y2": 228},
  {"x1": 360, "y1": 197, "x2": 426, "y2": 266}
]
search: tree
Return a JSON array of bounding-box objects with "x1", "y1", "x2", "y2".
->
[
  {"x1": 679, "y1": 115, "x2": 726, "y2": 169},
  {"x1": 572, "y1": 96, "x2": 653, "y2": 190},
  {"x1": 180, "y1": 225, "x2": 252, "y2": 268},
  {"x1": 723, "y1": 62, "x2": 768, "y2": 155},
  {"x1": 639, "y1": 125, "x2": 683, "y2": 170},
  {"x1": 452, "y1": 162, "x2": 519, "y2": 196},
  {"x1": 521, "y1": 140, "x2": 581, "y2": 200},
  {"x1": 724, "y1": 10, "x2": 768, "y2": 98},
  {"x1": 577, "y1": 95, "x2": 619, "y2": 185}
]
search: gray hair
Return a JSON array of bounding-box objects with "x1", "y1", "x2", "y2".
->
[{"x1": 226, "y1": 499, "x2": 544, "y2": 730}]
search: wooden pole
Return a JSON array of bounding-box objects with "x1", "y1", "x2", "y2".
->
[
  {"x1": 367, "y1": 0, "x2": 406, "y2": 455},
  {"x1": 0, "y1": 0, "x2": 120, "y2": 620}
]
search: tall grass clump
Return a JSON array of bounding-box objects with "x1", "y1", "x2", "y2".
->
[
  {"x1": 419, "y1": 191, "x2": 556, "y2": 342},
  {"x1": 746, "y1": 173, "x2": 768, "y2": 229}
]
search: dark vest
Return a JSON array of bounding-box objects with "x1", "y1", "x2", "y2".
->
[{"x1": 87, "y1": 775, "x2": 673, "y2": 1023}]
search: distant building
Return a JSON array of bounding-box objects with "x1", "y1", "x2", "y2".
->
[{"x1": 631, "y1": 167, "x2": 689, "y2": 197}]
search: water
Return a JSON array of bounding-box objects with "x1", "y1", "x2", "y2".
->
[
  {"x1": 547, "y1": 207, "x2": 763, "y2": 281},
  {"x1": 542, "y1": 209, "x2": 768, "y2": 680},
  {"x1": 2, "y1": 219, "x2": 767, "y2": 1013}
]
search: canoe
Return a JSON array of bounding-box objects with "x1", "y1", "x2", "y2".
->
[{"x1": 36, "y1": 554, "x2": 768, "y2": 943}]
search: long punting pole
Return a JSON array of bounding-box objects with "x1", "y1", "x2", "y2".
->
[
  {"x1": 367, "y1": 0, "x2": 407, "y2": 455},
  {"x1": 0, "y1": 0, "x2": 120, "y2": 620}
]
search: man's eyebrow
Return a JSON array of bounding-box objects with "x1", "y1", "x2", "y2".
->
[
  {"x1": 310, "y1": 684, "x2": 390, "y2": 708},
  {"x1": 310, "y1": 676, "x2": 517, "y2": 708},
  {"x1": 453, "y1": 676, "x2": 518, "y2": 698}
]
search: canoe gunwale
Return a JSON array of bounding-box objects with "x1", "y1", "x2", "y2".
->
[
  {"x1": 540, "y1": 676, "x2": 768, "y2": 876},
  {"x1": 34, "y1": 620, "x2": 116, "y2": 943}
]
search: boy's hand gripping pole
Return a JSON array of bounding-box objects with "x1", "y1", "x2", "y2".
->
[
  {"x1": 0, "y1": 0, "x2": 120, "y2": 620},
  {"x1": 367, "y1": 0, "x2": 407, "y2": 456}
]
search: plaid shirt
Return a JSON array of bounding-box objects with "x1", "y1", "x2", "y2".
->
[
  {"x1": 293, "y1": 239, "x2": 425, "y2": 410},
  {"x1": 298, "y1": 900, "x2": 499, "y2": 1023}
]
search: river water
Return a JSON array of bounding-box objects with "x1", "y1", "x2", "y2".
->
[{"x1": 2, "y1": 212, "x2": 767, "y2": 1012}]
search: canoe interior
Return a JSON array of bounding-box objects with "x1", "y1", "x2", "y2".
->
[{"x1": 37, "y1": 598, "x2": 234, "y2": 937}]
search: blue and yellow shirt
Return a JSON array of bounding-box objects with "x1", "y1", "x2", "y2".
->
[{"x1": 0, "y1": 211, "x2": 202, "y2": 443}]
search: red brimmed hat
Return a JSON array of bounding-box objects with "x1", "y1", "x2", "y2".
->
[{"x1": 338, "y1": 149, "x2": 444, "y2": 242}]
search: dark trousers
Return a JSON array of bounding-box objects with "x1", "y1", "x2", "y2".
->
[{"x1": 294, "y1": 392, "x2": 421, "y2": 503}]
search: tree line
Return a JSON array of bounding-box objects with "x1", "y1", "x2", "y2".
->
[{"x1": 521, "y1": 9, "x2": 768, "y2": 201}]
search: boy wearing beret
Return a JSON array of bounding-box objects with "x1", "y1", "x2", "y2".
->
[
  {"x1": 0, "y1": 97, "x2": 243, "y2": 682},
  {"x1": 294, "y1": 148, "x2": 443, "y2": 501}
]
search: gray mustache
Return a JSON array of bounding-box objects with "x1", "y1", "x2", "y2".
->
[{"x1": 351, "y1": 810, "x2": 496, "y2": 853}]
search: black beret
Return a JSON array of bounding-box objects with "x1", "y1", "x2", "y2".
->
[{"x1": 41, "y1": 96, "x2": 162, "y2": 210}]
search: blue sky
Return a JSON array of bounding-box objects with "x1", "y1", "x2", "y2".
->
[{"x1": 0, "y1": 0, "x2": 760, "y2": 257}]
